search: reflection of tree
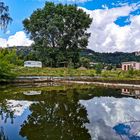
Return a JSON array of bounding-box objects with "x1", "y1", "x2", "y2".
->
[
  {"x1": 20, "y1": 90, "x2": 91, "y2": 140},
  {"x1": 0, "y1": 100, "x2": 14, "y2": 124},
  {"x1": 0, "y1": 127, "x2": 8, "y2": 140}
]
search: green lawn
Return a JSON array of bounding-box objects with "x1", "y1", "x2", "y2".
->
[
  {"x1": 14, "y1": 67, "x2": 96, "y2": 77},
  {"x1": 13, "y1": 67, "x2": 140, "y2": 81}
]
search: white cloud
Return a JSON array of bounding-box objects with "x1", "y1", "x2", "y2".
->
[
  {"x1": 1, "y1": 5, "x2": 140, "y2": 52},
  {"x1": 0, "y1": 38, "x2": 7, "y2": 48},
  {"x1": 0, "y1": 31, "x2": 33, "y2": 48},
  {"x1": 81, "y1": 5, "x2": 140, "y2": 52}
]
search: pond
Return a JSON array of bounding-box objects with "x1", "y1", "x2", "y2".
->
[{"x1": 0, "y1": 83, "x2": 140, "y2": 140}]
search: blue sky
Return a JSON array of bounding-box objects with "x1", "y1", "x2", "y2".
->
[{"x1": 0, "y1": 0, "x2": 140, "y2": 52}]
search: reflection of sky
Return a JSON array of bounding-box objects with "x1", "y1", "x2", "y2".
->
[
  {"x1": 6, "y1": 100, "x2": 34, "y2": 116},
  {"x1": 0, "y1": 100, "x2": 35, "y2": 140},
  {"x1": 80, "y1": 97, "x2": 140, "y2": 140}
]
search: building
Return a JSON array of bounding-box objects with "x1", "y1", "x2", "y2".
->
[
  {"x1": 122, "y1": 61, "x2": 140, "y2": 71},
  {"x1": 135, "y1": 51, "x2": 140, "y2": 56},
  {"x1": 24, "y1": 61, "x2": 42, "y2": 68},
  {"x1": 89, "y1": 62, "x2": 99, "y2": 67}
]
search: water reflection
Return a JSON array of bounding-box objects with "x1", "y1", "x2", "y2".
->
[
  {"x1": 80, "y1": 97, "x2": 140, "y2": 140},
  {"x1": 0, "y1": 86, "x2": 140, "y2": 140},
  {"x1": 113, "y1": 122, "x2": 140, "y2": 140},
  {"x1": 23, "y1": 91, "x2": 41, "y2": 96},
  {"x1": 122, "y1": 89, "x2": 140, "y2": 98},
  {"x1": 0, "y1": 127, "x2": 8, "y2": 140},
  {"x1": 20, "y1": 90, "x2": 91, "y2": 140},
  {"x1": 0, "y1": 100, "x2": 15, "y2": 124}
]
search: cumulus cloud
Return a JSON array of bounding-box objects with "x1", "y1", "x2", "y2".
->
[
  {"x1": 0, "y1": 31, "x2": 33, "y2": 48},
  {"x1": 0, "y1": 38, "x2": 7, "y2": 47},
  {"x1": 1, "y1": 5, "x2": 140, "y2": 52},
  {"x1": 82, "y1": 5, "x2": 140, "y2": 52}
]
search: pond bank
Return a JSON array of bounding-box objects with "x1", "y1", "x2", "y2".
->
[
  {"x1": 1, "y1": 76, "x2": 140, "y2": 90},
  {"x1": 16, "y1": 76, "x2": 140, "y2": 84},
  {"x1": 62, "y1": 80, "x2": 140, "y2": 89}
]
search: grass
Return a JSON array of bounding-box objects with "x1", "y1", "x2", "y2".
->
[
  {"x1": 14, "y1": 67, "x2": 96, "y2": 77},
  {"x1": 13, "y1": 67, "x2": 140, "y2": 81}
]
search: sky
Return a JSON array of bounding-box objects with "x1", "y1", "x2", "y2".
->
[{"x1": 0, "y1": 0, "x2": 140, "y2": 52}]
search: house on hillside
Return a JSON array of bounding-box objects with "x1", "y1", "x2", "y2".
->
[
  {"x1": 24, "y1": 61, "x2": 42, "y2": 68},
  {"x1": 89, "y1": 62, "x2": 99, "y2": 67},
  {"x1": 122, "y1": 61, "x2": 140, "y2": 71},
  {"x1": 135, "y1": 51, "x2": 140, "y2": 56}
]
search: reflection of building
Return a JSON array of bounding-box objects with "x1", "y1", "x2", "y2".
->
[
  {"x1": 122, "y1": 61, "x2": 140, "y2": 71},
  {"x1": 23, "y1": 91, "x2": 41, "y2": 96},
  {"x1": 122, "y1": 89, "x2": 140, "y2": 98}
]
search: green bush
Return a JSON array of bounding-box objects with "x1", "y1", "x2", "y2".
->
[{"x1": 0, "y1": 49, "x2": 21, "y2": 80}]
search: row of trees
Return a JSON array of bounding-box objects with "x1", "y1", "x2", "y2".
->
[{"x1": 81, "y1": 49, "x2": 140, "y2": 66}]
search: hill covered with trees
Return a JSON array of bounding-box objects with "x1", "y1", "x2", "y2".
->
[
  {"x1": 8, "y1": 46, "x2": 140, "y2": 67},
  {"x1": 80, "y1": 49, "x2": 140, "y2": 66}
]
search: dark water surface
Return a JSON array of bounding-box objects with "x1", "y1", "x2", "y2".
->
[{"x1": 0, "y1": 84, "x2": 140, "y2": 140}]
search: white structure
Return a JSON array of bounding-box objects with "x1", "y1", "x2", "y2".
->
[
  {"x1": 122, "y1": 61, "x2": 140, "y2": 71},
  {"x1": 89, "y1": 62, "x2": 98, "y2": 67},
  {"x1": 23, "y1": 91, "x2": 41, "y2": 96},
  {"x1": 24, "y1": 61, "x2": 42, "y2": 68},
  {"x1": 135, "y1": 51, "x2": 140, "y2": 56}
]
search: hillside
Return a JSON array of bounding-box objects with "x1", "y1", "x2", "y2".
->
[
  {"x1": 7, "y1": 46, "x2": 140, "y2": 65},
  {"x1": 81, "y1": 49, "x2": 140, "y2": 65}
]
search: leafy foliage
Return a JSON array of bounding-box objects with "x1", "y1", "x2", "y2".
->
[
  {"x1": 80, "y1": 57, "x2": 90, "y2": 68},
  {"x1": 0, "y1": 49, "x2": 22, "y2": 80},
  {"x1": 0, "y1": 2, "x2": 12, "y2": 30},
  {"x1": 81, "y1": 49, "x2": 140, "y2": 66},
  {"x1": 95, "y1": 63, "x2": 103, "y2": 75},
  {"x1": 23, "y1": 2, "x2": 92, "y2": 67}
]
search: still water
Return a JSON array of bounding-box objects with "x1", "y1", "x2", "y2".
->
[{"x1": 0, "y1": 84, "x2": 140, "y2": 140}]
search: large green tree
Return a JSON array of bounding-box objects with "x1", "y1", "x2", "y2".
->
[
  {"x1": 0, "y1": 1, "x2": 12, "y2": 30},
  {"x1": 23, "y1": 2, "x2": 92, "y2": 67}
]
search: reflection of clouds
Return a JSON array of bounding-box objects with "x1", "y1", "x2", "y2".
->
[
  {"x1": 80, "y1": 97, "x2": 140, "y2": 140},
  {"x1": 23, "y1": 91, "x2": 41, "y2": 96},
  {"x1": 6, "y1": 100, "x2": 35, "y2": 116}
]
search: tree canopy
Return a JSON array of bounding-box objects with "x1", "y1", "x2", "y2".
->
[
  {"x1": 23, "y1": 2, "x2": 92, "y2": 67},
  {"x1": 0, "y1": 1, "x2": 12, "y2": 30}
]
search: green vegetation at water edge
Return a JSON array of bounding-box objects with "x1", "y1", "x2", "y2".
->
[
  {"x1": 0, "y1": 49, "x2": 22, "y2": 81},
  {"x1": 15, "y1": 67, "x2": 95, "y2": 76},
  {"x1": 14, "y1": 67, "x2": 140, "y2": 80}
]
